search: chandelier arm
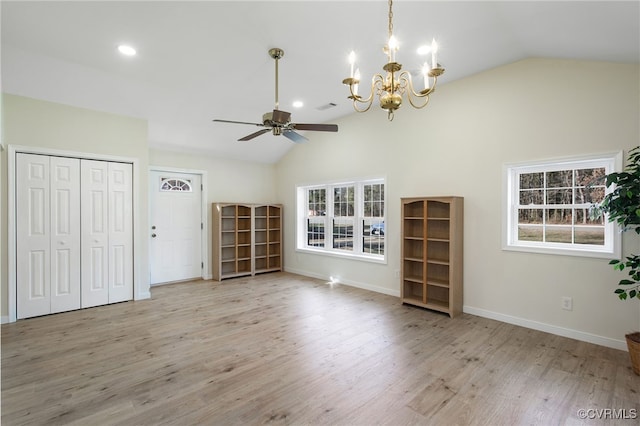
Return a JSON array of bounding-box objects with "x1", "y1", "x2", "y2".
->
[
  {"x1": 397, "y1": 71, "x2": 428, "y2": 98},
  {"x1": 346, "y1": 82, "x2": 371, "y2": 105},
  {"x1": 396, "y1": 71, "x2": 439, "y2": 109},
  {"x1": 407, "y1": 93, "x2": 432, "y2": 109},
  {"x1": 403, "y1": 73, "x2": 429, "y2": 109},
  {"x1": 349, "y1": 74, "x2": 385, "y2": 113},
  {"x1": 352, "y1": 99, "x2": 374, "y2": 113}
]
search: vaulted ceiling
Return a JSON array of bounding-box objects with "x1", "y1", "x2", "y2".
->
[{"x1": 2, "y1": 1, "x2": 638, "y2": 163}]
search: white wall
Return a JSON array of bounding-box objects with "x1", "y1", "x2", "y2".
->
[
  {"x1": 148, "y1": 148, "x2": 277, "y2": 279},
  {"x1": 275, "y1": 58, "x2": 640, "y2": 350},
  {"x1": 1, "y1": 94, "x2": 150, "y2": 319}
]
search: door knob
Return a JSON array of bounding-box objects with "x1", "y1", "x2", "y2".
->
[{"x1": 151, "y1": 233, "x2": 157, "y2": 238}]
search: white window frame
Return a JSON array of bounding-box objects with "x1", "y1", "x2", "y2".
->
[
  {"x1": 502, "y1": 151, "x2": 622, "y2": 259},
  {"x1": 296, "y1": 177, "x2": 386, "y2": 263}
]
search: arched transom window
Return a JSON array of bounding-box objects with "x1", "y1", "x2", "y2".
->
[{"x1": 160, "y1": 177, "x2": 192, "y2": 192}]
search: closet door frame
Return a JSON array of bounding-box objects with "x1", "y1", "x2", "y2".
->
[{"x1": 7, "y1": 145, "x2": 144, "y2": 323}]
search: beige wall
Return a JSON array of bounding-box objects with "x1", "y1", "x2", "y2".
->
[
  {"x1": 148, "y1": 148, "x2": 277, "y2": 279},
  {"x1": 1, "y1": 94, "x2": 150, "y2": 318},
  {"x1": 275, "y1": 58, "x2": 640, "y2": 349}
]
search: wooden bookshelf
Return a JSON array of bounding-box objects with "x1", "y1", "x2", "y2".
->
[
  {"x1": 213, "y1": 203, "x2": 282, "y2": 280},
  {"x1": 254, "y1": 204, "x2": 282, "y2": 274},
  {"x1": 401, "y1": 197, "x2": 463, "y2": 317}
]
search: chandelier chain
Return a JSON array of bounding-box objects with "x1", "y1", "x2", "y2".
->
[{"x1": 388, "y1": 0, "x2": 393, "y2": 39}]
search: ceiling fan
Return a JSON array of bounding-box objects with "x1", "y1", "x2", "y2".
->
[{"x1": 213, "y1": 48, "x2": 338, "y2": 143}]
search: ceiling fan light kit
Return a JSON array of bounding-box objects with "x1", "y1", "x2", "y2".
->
[
  {"x1": 343, "y1": 0, "x2": 446, "y2": 121},
  {"x1": 213, "y1": 48, "x2": 338, "y2": 142}
]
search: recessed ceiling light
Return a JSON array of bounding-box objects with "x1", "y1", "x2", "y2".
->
[
  {"x1": 292, "y1": 100, "x2": 304, "y2": 108},
  {"x1": 117, "y1": 45, "x2": 137, "y2": 56}
]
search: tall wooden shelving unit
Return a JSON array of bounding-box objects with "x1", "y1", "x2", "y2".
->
[
  {"x1": 212, "y1": 203, "x2": 282, "y2": 281},
  {"x1": 401, "y1": 197, "x2": 463, "y2": 318},
  {"x1": 253, "y1": 205, "x2": 282, "y2": 274}
]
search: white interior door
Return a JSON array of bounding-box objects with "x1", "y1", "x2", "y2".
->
[
  {"x1": 149, "y1": 170, "x2": 202, "y2": 285},
  {"x1": 50, "y1": 156, "x2": 81, "y2": 313},
  {"x1": 81, "y1": 160, "x2": 110, "y2": 308},
  {"x1": 16, "y1": 153, "x2": 51, "y2": 319},
  {"x1": 16, "y1": 154, "x2": 81, "y2": 318},
  {"x1": 107, "y1": 162, "x2": 133, "y2": 303}
]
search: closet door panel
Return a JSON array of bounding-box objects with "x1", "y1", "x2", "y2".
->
[
  {"x1": 108, "y1": 162, "x2": 133, "y2": 303},
  {"x1": 81, "y1": 160, "x2": 109, "y2": 308},
  {"x1": 50, "y1": 156, "x2": 81, "y2": 313},
  {"x1": 16, "y1": 153, "x2": 51, "y2": 319}
]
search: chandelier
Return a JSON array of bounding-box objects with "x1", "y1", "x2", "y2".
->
[{"x1": 342, "y1": 0, "x2": 445, "y2": 121}]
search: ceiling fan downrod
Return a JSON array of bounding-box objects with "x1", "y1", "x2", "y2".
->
[{"x1": 268, "y1": 48, "x2": 284, "y2": 111}]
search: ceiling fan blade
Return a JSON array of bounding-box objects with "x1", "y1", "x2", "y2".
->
[
  {"x1": 238, "y1": 128, "x2": 271, "y2": 141},
  {"x1": 271, "y1": 109, "x2": 291, "y2": 124},
  {"x1": 282, "y1": 130, "x2": 309, "y2": 144},
  {"x1": 213, "y1": 119, "x2": 264, "y2": 127},
  {"x1": 292, "y1": 123, "x2": 339, "y2": 132}
]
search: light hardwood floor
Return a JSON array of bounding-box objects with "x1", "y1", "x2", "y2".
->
[{"x1": 2, "y1": 272, "x2": 639, "y2": 425}]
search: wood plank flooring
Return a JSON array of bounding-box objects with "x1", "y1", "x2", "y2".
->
[{"x1": 2, "y1": 272, "x2": 639, "y2": 425}]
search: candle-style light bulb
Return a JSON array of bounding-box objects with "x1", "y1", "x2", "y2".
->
[
  {"x1": 354, "y1": 68, "x2": 361, "y2": 95},
  {"x1": 388, "y1": 36, "x2": 399, "y2": 62},
  {"x1": 422, "y1": 62, "x2": 431, "y2": 90},
  {"x1": 431, "y1": 39, "x2": 439, "y2": 69},
  {"x1": 348, "y1": 51, "x2": 356, "y2": 78}
]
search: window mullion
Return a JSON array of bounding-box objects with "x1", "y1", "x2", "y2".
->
[
  {"x1": 327, "y1": 185, "x2": 335, "y2": 251},
  {"x1": 353, "y1": 182, "x2": 363, "y2": 254},
  {"x1": 542, "y1": 170, "x2": 547, "y2": 243}
]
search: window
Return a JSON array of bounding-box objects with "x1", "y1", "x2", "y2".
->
[
  {"x1": 160, "y1": 178, "x2": 192, "y2": 192},
  {"x1": 363, "y1": 182, "x2": 385, "y2": 256},
  {"x1": 297, "y1": 178, "x2": 386, "y2": 262},
  {"x1": 332, "y1": 185, "x2": 354, "y2": 251},
  {"x1": 307, "y1": 188, "x2": 326, "y2": 247},
  {"x1": 503, "y1": 152, "x2": 622, "y2": 258}
]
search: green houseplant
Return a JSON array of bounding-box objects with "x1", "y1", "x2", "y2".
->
[
  {"x1": 595, "y1": 145, "x2": 640, "y2": 374},
  {"x1": 599, "y1": 146, "x2": 640, "y2": 300}
]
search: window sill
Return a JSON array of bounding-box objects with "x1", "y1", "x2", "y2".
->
[
  {"x1": 502, "y1": 242, "x2": 619, "y2": 260},
  {"x1": 296, "y1": 246, "x2": 387, "y2": 264}
]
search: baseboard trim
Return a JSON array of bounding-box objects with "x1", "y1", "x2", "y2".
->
[
  {"x1": 1, "y1": 316, "x2": 9, "y2": 324},
  {"x1": 136, "y1": 291, "x2": 152, "y2": 300},
  {"x1": 463, "y1": 305, "x2": 628, "y2": 351},
  {"x1": 284, "y1": 267, "x2": 400, "y2": 297}
]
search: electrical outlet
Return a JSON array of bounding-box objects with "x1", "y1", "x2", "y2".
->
[
  {"x1": 395, "y1": 270, "x2": 401, "y2": 278},
  {"x1": 562, "y1": 296, "x2": 573, "y2": 311}
]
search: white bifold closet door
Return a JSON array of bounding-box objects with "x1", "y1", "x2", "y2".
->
[
  {"x1": 81, "y1": 160, "x2": 133, "y2": 307},
  {"x1": 17, "y1": 154, "x2": 81, "y2": 319},
  {"x1": 16, "y1": 154, "x2": 133, "y2": 319}
]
